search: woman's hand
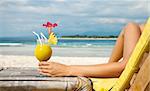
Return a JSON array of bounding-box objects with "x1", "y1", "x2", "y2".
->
[{"x1": 38, "y1": 61, "x2": 71, "y2": 77}]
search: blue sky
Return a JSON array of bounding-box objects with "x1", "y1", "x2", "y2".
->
[{"x1": 0, "y1": 0, "x2": 149, "y2": 37}]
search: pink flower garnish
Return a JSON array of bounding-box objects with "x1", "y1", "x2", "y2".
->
[
  {"x1": 43, "y1": 22, "x2": 58, "y2": 28},
  {"x1": 53, "y1": 23, "x2": 58, "y2": 27}
]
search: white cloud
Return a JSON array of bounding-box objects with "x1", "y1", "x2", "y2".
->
[
  {"x1": 148, "y1": 0, "x2": 150, "y2": 15},
  {"x1": 19, "y1": 6, "x2": 60, "y2": 14},
  {"x1": 0, "y1": 0, "x2": 148, "y2": 17},
  {"x1": 54, "y1": 0, "x2": 66, "y2": 2},
  {"x1": 92, "y1": 17, "x2": 145, "y2": 24},
  {"x1": 0, "y1": 0, "x2": 148, "y2": 37},
  {"x1": 0, "y1": 0, "x2": 28, "y2": 6}
]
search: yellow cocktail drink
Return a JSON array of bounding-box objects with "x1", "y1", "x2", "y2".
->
[
  {"x1": 34, "y1": 40, "x2": 52, "y2": 61},
  {"x1": 33, "y1": 21, "x2": 58, "y2": 62}
]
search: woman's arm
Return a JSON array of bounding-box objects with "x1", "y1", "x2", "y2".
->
[
  {"x1": 39, "y1": 61, "x2": 126, "y2": 78},
  {"x1": 69, "y1": 62, "x2": 125, "y2": 77}
]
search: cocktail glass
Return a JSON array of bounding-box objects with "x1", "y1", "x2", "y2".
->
[{"x1": 34, "y1": 40, "x2": 52, "y2": 62}]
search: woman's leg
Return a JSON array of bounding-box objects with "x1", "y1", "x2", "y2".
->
[
  {"x1": 108, "y1": 30, "x2": 124, "y2": 63},
  {"x1": 123, "y1": 23, "x2": 141, "y2": 63},
  {"x1": 108, "y1": 23, "x2": 141, "y2": 63}
]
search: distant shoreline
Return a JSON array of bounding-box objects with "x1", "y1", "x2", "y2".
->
[
  {"x1": 58, "y1": 37, "x2": 117, "y2": 40},
  {"x1": 59, "y1": 35, "x2": 117, "y2": 40}
]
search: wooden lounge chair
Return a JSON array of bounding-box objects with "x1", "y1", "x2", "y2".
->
[
  {"x1": 129, "y1": 52, "x2": 150, "y2": 91},
  {"x1": 90, "y1": 17, "x2": 150, "y2": 91}
]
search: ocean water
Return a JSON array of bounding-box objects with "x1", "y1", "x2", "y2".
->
[
  {"x1": 0, "y1": 37, "x2": 116, "y2": 57},
  {"x1": 0, "y1": 37, "x2": 116, "y2": 48}
]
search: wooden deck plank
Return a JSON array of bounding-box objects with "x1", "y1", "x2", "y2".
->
[{"x1": 0, "y1": 67, "x2": 92, "y2": 91}]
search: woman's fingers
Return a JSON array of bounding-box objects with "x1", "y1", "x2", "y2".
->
[
  {"x1": 38, "y1": 62, "x2": 53, "y2": 75},
  {"x1": 39, "y1": 71, "x2": 52, "y2": 77},
  {"x1": 39, "y1": 62, "x2": 49, "y2": 66},
  {"x1": 38, "y1": 68, "x2": 56, "y2": 76},
  {"x1": 38, "y1": 69, "x2": 50, "y2": 73},
  {"x1": 39, "y1": 65, "x2": 49, "y2": 69}
]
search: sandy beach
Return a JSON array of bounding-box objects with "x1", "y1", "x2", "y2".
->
[
  {"x1": 0, "y1": 44, "x2": 111, "y2": 67},
  {"x1": 0, "y1": 55, "x2": 108, "y2": 67},
  {"x1": 0, "y1": 45, "x2": 113, "y2": 57}
]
